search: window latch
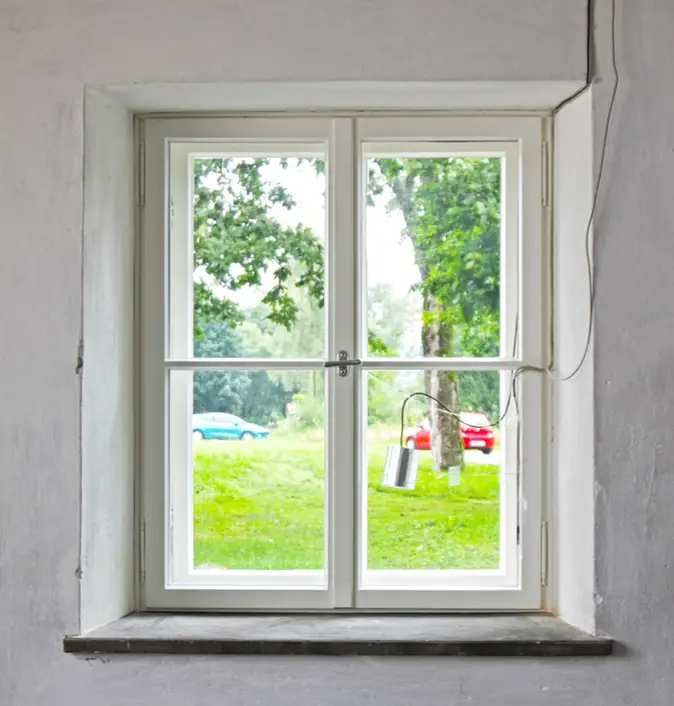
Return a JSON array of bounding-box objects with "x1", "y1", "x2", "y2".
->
[{"x1": 324, "y1": 350, "x2": 362, "y2": 377}]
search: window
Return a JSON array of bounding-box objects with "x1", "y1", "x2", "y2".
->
[{"x1": 140, "y1": 115, "x2": 544, "y2": 611}]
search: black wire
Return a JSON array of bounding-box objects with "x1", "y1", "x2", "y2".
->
[
  {"x1": 551, "y1": 0, "x2": 594, "y2": 116},
  {"x1": 552, "y1": 0, "x2": 619, "y2": 381},
  {"x1": 399, "y1": 375, "x2": 524, "y2": 448}
]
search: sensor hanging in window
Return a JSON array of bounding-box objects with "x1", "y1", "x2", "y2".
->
[
  {"x1": 382, "y1": 445, "x2": 419, "y2": 489},
  {"x1": 383, "y1": 391, "x2": 497, "y2": 491}
]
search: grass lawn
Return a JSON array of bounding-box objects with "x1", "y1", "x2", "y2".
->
[{"x1": 193, "y1": 435, "x2": 500, "y2": 571}]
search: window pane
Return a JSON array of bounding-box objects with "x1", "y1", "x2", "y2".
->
[
  {"x1": 364, "y1": 369, "x2": 507, "y2": 571},
  {"x1": 171, "y1": 369, "x2": 326, "y2": 572},
  {"x1": 365, "y1": 154, "x2": 503, "y2": 358},
  {"x1": 187, "y1": 152, "x2": 326, "y2": 358}
]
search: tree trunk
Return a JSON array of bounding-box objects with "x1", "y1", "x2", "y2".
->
[
  {"x1": 422, "y1": 293, "x2": 463, "y2": 471},
  {"x1": 384, "y1": 172, "x2": 463, "y2": 472}
]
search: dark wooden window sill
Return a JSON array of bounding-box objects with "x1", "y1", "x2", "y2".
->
[{"x1": 64, "y1": 613, "x2": 612, "y2": 657}]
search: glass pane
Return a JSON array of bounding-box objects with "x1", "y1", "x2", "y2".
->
[
  {"x1": 190, "y1": 152, "x2": 326, "y2": 358},
  {"x1": 175, "y1": 369, "x2": 326, "y2": 571},
  {"x1": 365, "y1": 154, "x2": 503, "y2": 358},
  {"x1": 364, "y1": 369, "x2": 504, "y2": 570}
]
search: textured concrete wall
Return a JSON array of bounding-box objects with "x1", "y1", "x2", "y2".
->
[
  {"x1": 592, "y1": 0, "x2": 674, "y2": 702},
  {"x1": 5, "y1": 0, "x2": 674, "y2": 704}
]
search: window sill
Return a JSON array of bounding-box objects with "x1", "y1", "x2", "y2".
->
[{"x1": 64, "y1": 613, "x2": 612, "y2": 657}]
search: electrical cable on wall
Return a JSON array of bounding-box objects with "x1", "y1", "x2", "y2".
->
[{"x1": 547, "y1": 0, "x2": 619, "y2": 382}]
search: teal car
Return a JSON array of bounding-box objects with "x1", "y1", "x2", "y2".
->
[{"x1": 192, "y1": 413, "x2": 269, "y2": 441}]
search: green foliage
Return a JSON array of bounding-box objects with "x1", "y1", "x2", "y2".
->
[
  {"x1": 192, "y1": 320, "x2": 249, "y2": 415},
  {"x1": 367, "y1": 282, "x2": 420, "y2": 357},
  {"x1": 287, "y1": 392, "x2": 325, "y2": 430},
  {"x1": 239, "y1": 287, "x2": 324, "y2": 358},
  {"x1": 192, "y1": 320, "x2": 295, "y2": 426},
  {"x1": 372, "y1": 157, "x2": 501, "y2": 357},
  {"x1": 368, "y1": 330, "x2": 392, "y2": 356},
  {"x1": 192, "y1": 158, "x2": 324, "y2": 332},
  {"x1": 239, "y1": 371, "x2": 290, "y2": 426},
  {"x1": 192, "y1": 156, "x2": 503, "y2": 429},
  {"x1": 371, "y1": 157, "x2": 502, "y2": 428},
  {"x1": 366, "y1": 373, "x2": 402, "y2": 425},
  {"x1": 193, "y1": 155, "x2": 501, "y2": 357},
  {"x1": 458, "y1": 372, "x2": 500, "y2": 418}
]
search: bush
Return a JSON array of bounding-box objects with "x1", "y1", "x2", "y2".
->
[{"x1": 288, "y1": 392, "x2": 325, "y2": 430}]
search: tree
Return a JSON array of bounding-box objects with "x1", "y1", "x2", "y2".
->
[
  {"x1": 191, "y1": 157, "x2": 325, "y2": 424},
  {"x1": 372, "y1": 158, "x2": 501, "y2": 470},
  {"x1": 238, "y1": 293, "x2": 400, "y2": 427},
  {"x1": 457, "y1": 371, "x2": 500, "y2": 418},
  {"x1": 368, "y1": 282, "x2": 420, "y2": 357},
  {"x1": 192, "y1": 320, "x2": 250, "y2": 415},
  {"x1": 192, "y1": 157, "x2": 324, "y2": 333},
  {"x1": 237, "y1": 278, "x2": 325, "y2": 399},
  {"x1": 239, "y1": 370, "x2": 292, "y2": 426},
  {"x1": 193, "y1": 320, "x2": 295, "y2": 425},
  {"x1": 192, "y1": 156, "x2": 501, "y2": 456}
]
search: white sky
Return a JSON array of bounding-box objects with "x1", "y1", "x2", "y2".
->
[{"x1": 265, "y1": 159, "x2": 420, "y2": 298}]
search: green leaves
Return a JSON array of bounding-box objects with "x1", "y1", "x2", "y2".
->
[
  {"x1": 191, "y1": 154, "x2": 502, "y2": 435},
  {"x1": 193, "y1": 320, "x2": 295, "y2": 425},
  {"x1": 370, "y1": 156, "x2": 502, "y2": 466},
  {"x1": 373, "y1": 156, "x2": 501, "y2": 358},
  {"x1": 193, "y1": 157, "x2": 325, "y2": 333}
]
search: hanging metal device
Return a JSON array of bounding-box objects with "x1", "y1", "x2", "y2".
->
[
  {"x1": 324, "y1": 350, "x2": 362, "y2": 377},
  {"x1": 384, "y1": 391, "x2": 478, "y2": 491},
  {"x1": 382, "y1": 445, "x2": 419, "y2": 490}
]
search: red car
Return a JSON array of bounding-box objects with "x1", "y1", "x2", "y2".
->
[{"x1": 405, "y1": 412, "x2": 495, "y2": 455}]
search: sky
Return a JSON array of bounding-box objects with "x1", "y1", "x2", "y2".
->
[{"x1": 265, "y1": 158, "x2": 420, "y2": 299}]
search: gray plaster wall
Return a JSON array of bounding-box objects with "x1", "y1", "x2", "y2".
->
[
  {"x1": 2, "y1": 1, "x2": 673, "y2": 704},
  {"x1": 592, "y1": 2, "x2": 674, "y2": 702}
]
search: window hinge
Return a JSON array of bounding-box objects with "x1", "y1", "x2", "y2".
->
[
  {"x1": 138, "y1": 141, "x2": 146, "y2": 208},
  {"x1": 139, "y1": 518, "x2": 147, "y2": 584},
  {"x1": 541, "y1": 141, "x2": 550, "y2": 207},
  {"x1": 541, "y1": 520, "x2": 549, "y2": 587}
]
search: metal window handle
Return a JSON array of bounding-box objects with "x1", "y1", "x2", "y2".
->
[{"x1": 324, "y1": 350, "x2": 362, "y2": 377}]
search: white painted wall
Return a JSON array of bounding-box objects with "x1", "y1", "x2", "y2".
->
[
  {"x1": 552, "y1": 89, "x2": 595, "y2": 632},
  {"x1": 80, "y1": 90, "x2": 135, "y2": 633},
  {"x1": 4, "y1": 0, "x2": 674, "y2": 704}
]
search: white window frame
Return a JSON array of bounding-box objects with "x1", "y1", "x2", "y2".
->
[{"x1": 140, "y1": 114, "x2": 545, "y2": 612}]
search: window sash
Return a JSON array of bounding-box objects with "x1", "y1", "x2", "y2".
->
[{"x1": 140, "y1": 115, "x2": 544, "y2": 611}]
